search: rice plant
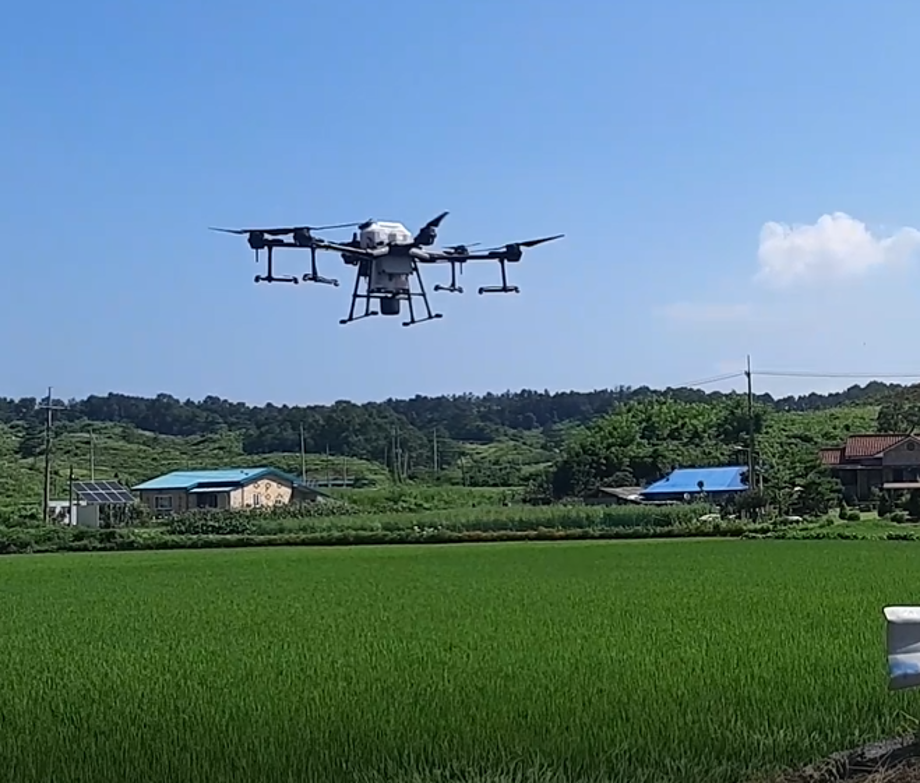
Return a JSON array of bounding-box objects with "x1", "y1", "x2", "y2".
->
[{"x1": 0, "y1": 539, "x2": 915, "y2": 783}]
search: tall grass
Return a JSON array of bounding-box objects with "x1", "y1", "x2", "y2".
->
[
  {"x1": 0, "y1": 540, "x2": 915, "y2": 783},
  {"x1": 164, "y1": 501, "x2": 709, "y2": 535}
]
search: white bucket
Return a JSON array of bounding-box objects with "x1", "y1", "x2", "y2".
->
[{"x1": 884, "y1": 606, "x2": 920, "y2": 690}]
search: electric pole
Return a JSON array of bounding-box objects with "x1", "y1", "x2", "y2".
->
[
  {"x1": 433, "y1": 429, "x2": 439, "y2": 474},
  {"x1": 39, "y1": 388, "x2": 65, "y2": 524},
  {"x1": 299, "y1": 422, "x2": 306, "y2": 482},
  {"x1": 744, "y1": 355, "x2": 756, "y2": 491}
]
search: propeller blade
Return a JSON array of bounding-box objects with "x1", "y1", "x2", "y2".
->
[
  {"x1": 422, "y1": 211, "x2": 449, "y2": 230},
  {"x1": 477, "y1": 234, "x2": 565, "y2": 253},
  {"x1": 312, "y1": 222, "x2": 365, "y2": 231},
  {"x1": 209, "y1": 222, "x2": 361, "y2": 236},
  {"x1": 444, "y1": 242, "x2": 481, "y2": 254},
  {"x1": 518, "y1": 234, "x2": 565, "y2": 248}
]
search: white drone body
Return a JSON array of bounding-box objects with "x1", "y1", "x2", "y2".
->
[
  {"x1": 210, "y1": 212, "x2": 564, "y2": 327},
  {"x1": 357, "y1": 220, "x2": 414, "y2": 249},
  {"x1": 356, "y1": 221, "x2": 416, "y2": 315}
]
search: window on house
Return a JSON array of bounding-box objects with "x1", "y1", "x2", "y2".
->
[
  {"x1": 253, "y1": 493, "x2": 262, "y2": 506},
  {"x1": 154, "y1": 495, "x2": 173, "y2": 512}
]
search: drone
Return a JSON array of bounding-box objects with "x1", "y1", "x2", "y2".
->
[{"x1": 209, "y1": 212, "x2": 563, "y2": 327}]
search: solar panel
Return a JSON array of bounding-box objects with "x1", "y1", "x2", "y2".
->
[{"x1": 71, "y1": 480, "x2": 135, "y2": 505}]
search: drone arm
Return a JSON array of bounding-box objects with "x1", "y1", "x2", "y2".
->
[
  {"x1": 311, "y1": 240, "x2": 385, "y2": 258},
  {"x1": 412, "y1": 249, "x2": 503, "y2": 263}
]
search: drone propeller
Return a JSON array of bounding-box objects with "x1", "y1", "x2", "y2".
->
[
  {"x1": 209, "y1": 222, "x2": 360, "y2": 237},
  {"x1": 443, "y1": 242, "x2": 481, "y2": 255},
  {"x1": 479, "y1": 234, "x2": 565, "y2": 253},
  {"x1": 414, "y1": 211, "x2": 449, "y2": 246}
]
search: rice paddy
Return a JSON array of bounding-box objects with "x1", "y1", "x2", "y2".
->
[{"x1": 0, "y1": 539, "x2": 917, "y2": 783}]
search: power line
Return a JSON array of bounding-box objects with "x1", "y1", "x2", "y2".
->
[
  {"x1": 676, "y1": 368, "x2": 920, "y2": 388},
  {"x1": 756, "y1": 370, "x2": 920, "y2": 380},
  {"x1": 674, "y1": 372, "x2": 746, "y2": 388}
]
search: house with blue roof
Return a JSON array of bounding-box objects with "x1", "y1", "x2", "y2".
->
[
  {"x1": 132, "y1": 467, "x2": 328, "y2": 515},
  {"x1": 639, "y1": 466, "x2": 748, "y2": 503}
]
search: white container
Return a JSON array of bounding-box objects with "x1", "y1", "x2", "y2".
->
[{"x1": 884, "y1": 606, "x2": 920, "y2": 690}]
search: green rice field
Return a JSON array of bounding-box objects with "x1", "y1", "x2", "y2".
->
[{"x1": 1, "y1": 539, "x2": 918, "y2": 783}]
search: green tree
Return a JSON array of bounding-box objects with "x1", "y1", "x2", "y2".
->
[
  {"x1": 790, "y1": 470, "x2": 842, "y2": 518},
  {"x1": 547, "y1": 395, "x2": 768, "y2": 499},
  {"x1": 17, "y1": 421, "x2": 45, "y2": 459}
]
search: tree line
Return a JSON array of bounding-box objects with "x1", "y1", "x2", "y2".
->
[
  {"x1": 534, "y1": 395, "x2": 849, "y2": 514},
  {"x1": 0, "y1": 380, "x2": 913, "y2": 487}
]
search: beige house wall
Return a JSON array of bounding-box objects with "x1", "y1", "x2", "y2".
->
[{"x1": 231, "y1": 476, "x2": 294, "y2": 509}]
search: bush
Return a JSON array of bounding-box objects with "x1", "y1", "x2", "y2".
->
[
  {"x1": 890, "y1": 510, "x2": 909, "y2": 524},
  {"x1": 0, "y1": 503, "x2": 763, "y2": 556}
]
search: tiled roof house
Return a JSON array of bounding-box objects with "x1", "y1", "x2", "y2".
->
[{"x1": 819, "y1": 433, "x2": 920, "y2": 500}]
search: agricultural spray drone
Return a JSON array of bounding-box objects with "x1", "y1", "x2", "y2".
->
[{"x1": 209, "y1": 212, "x2": 563, "y2": 326}]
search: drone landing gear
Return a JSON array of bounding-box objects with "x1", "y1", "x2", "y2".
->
[
  {"x1": 433, "y1": 260, "x2": 464, "y2": 294},
  {"x1": 478, "y1": 259, "x2": 519, "y2": 295},
  {"x1": 402, "y1": 266, "x2": 443, "y2": 327},
  {"x1": 301, "y1": 246, "x2": 339, "y2": 287},
  {"x1": 254, "y1": 245, "x2": 299, "y2": 284},
  {"x1": 339, "y1": 261, "x2": 443, "y2": 327}
]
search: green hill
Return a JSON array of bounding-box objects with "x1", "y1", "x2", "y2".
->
[
  {"x1": 0, "y1": 381, "x2": 898, "y2": 509},
  {"x1": 2, "y1": 421, "x2": 390, "y2": 507}
]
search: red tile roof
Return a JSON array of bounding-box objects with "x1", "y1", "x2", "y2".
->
[
  {"x1": 820, "y1": 434, "x2": 917, "y2": 465},
  {"x1": 843, "y1": 434, "x2": 909, "y2": 459}
]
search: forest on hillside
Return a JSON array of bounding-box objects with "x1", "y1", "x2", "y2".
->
[
  {"x1": 4, "y1": 381, "x2": 920, "y2": 507},
  {"x1": 0, "y1": 379, "x2": 906, "y2": 462}
]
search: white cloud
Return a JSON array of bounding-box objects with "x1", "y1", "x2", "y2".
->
[
  {"x1": 657, "y1": 302, "x2": 753, "y2": 323},
  {"x1": 755, "y1": 212, "x2": 920, "y2": 286}
]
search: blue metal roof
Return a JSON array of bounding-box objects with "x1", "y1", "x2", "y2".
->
[
  {"x1": 640, "y1": 466, "x2": 747, "y2": 496},
  {"x1": 132, "y1": 467, "x2": 278, "y2": 492}
]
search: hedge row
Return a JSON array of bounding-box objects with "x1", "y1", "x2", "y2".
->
[{"x1": 0, "y1": 518, "x2": 772, "y2": 556}]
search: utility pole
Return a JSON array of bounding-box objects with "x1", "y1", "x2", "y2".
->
[
  {"x1": 39, "y1": 387, "x2": 65, "y2": 524},
  {"x1": 433, "y1": 429, "x2": 439, "y2": 474},
  {"x1": 744, "y1": 355, "x2": 756, "y2": 491},
  {"x1": 89, "y1": 428, "x2": 96, "y2": 481},
  {"x1": 299, "y1": 423, "x2": 306, "y2": 483},
  {"x1": 68, "y1": 465, "x2": 74, "y2": 526}
]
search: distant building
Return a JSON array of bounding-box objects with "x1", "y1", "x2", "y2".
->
[
  {"x1": 132, "y1": 467, "x2": 328, "y2": 516},
  {"x1": 47, "y1": 499, "x2": 93, "y2": 526},
  {"x1": 584, "y1": 486, "x2": 644, "y2": 505},
  {"x1": 51, "y1": 478, "x2": 137, "y2": 527},
  {"x1": 639, "y1": 466, "x2": 748, "y2": 504},
  {"x1": 819, "y1": 434, "x2": 920, "y2": 501}
]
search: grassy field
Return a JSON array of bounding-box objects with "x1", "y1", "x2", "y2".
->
[{"x1": 1, "y1": 539, "x2": 917, "y2": 783}]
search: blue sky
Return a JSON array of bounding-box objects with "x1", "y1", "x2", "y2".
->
[{"x1": 4, "y1": 0, "x2": 920, "y2": 405}]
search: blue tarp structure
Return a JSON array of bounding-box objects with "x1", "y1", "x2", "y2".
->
[{"x1": 640, "y1": 466, "x2": 747, "y2": 497}]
